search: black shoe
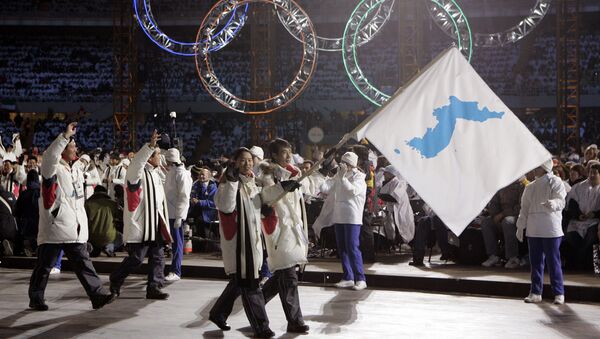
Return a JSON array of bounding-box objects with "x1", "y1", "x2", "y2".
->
[
  {"x1": 440, "y1": 253, "x2": 457, "y2": 262},
  {"x1": 29, "y1": 300, "x2": 49, "y2": 311},
  {"x1": 287, "y1": 323, "x2": 309, "y2": 333},
  {"x1": 109, "y1": 282, "x2": 120, "y2": 297},
  {"x1": 254, "y1": 329, "x2": 275, "y2": 338},
  {"x1": 409, "y1": 260, "x2": 424, "y2": 267},
  {"x1": 91, "y1": 293, "x2": 116, "y2": 310},
  {"x1": 209, "y1": 315, "x2": 231, "y2": 331},
  {"x1": 146, "y1": 287, "x2": 169, "y2": 300}
]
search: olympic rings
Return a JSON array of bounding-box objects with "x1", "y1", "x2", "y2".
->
[
  {"x1": 274, "y1": 0, "x2": 395, "y2": 52},
  {"x1": 343, "y1": 0, "x2": 472, "y2": 106},
  {"x1": 195, "y1": 0, "x2": 318, "y2": 114},
  {"x1": 428, "y1": 0, "x2": 552, "y2": 47},
  {"x1": 133, "y1": 0, "x2": 248, "y2": 56}
]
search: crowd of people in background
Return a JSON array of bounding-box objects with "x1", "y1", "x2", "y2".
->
[
  {"x1": 1, "y1": 29, "x2": 599, "y2": 103},
  {"x1": 1, "y1": 115, "x2": 599, "y2": 309}
]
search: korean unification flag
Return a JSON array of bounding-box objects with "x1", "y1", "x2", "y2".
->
[{"x1": 354, "y1": 47, "x2": 551, "y2": 236}]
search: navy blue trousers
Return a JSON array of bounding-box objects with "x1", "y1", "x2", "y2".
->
[{"x1": 528, "y1": 237, "x2": 564, "y2": 296}]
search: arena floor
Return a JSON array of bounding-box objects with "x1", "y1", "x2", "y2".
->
[{"x1": 1, "y1": 268, "x2": 599, "y2": 338}]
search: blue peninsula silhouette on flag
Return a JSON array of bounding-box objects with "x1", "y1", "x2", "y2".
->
[{"x1": 406, "y1": 96, "x2": 505, "y2": 159}]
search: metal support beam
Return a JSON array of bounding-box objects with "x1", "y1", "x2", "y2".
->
[
  {"x1": 250, "y1": 4, "x2": 276, "y2": 146},
  {"x1": 113, "y1": 0, "x2": 138, "y2": 150},
  {"x1": 556, "y1": 0, "x2": 581, "y2": 154}
]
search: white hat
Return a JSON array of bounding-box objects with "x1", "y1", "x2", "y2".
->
[
  {"x1": 79, "y1": 154, "x2": 91, "y2": 164},
  {"x1": 2, "y1": 153, "x2": 17, "y2": 163},
  {"x1": 341, "y1": 151, "x2": 358, "y2": 167},
  {"x1": 165, "y1": 148, "x2": 181, "y2": 164},
  {"x1": 249, "y1": 146, "x2": 264, "y2": 160},
  {"x1": 383, "y1": 165, "x2": 401, "y2": 178},
  {"x1": 586, "y1": 144, "x2": 598, "y2": 152},
  {"x1": 541, "y1": 159, "x2": 554, "y2": 173},
  {"x1": 292, "y1": 153, "x2": 304, "y2": 166}
]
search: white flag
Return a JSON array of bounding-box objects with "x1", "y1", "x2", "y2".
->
[{"x1": 354, "y1": 47, "x2": 551, "y2": 236}]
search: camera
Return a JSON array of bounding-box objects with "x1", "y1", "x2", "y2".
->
[{"x1": 157, "y1": 132, "x2": 172, "y2": 150}]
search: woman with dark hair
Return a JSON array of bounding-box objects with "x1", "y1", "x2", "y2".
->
[
  {"x1": 568, "y1": 164, "x2": 587, "y2": 187},
  {"x1": 16, "y1": 170, "x2": 41, "y2": 256},
  {"x1": 209, "y1": 147, "x2": 274, "y2": 338}
]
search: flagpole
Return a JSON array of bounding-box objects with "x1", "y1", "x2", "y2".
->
[{"x1": 268, "y1": 46, "x2": 458, "y2": 206}]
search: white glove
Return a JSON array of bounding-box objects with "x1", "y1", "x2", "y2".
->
[
  {"x1": 174, "y1": 219, "x2": 182, "y2": 228},
  {"x1": 541, "y1": 200, "x2": 557, "y2": 210},
  {"x1": 516, "y1": 228, "x2": 524, "y2": 243}
]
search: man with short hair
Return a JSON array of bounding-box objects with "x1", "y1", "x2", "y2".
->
[
  {"x1": 481, "y1": 180, "x2": 526, "y2": 269},
  {"x1": 110, "y1": 130, "x2": 172, "y2": 300},
  {"x1": 189, "y1": 167, "x2": 217, "y2": 239},
  {"x1": 564, "y1": 163, "x2": 600, "y2": 270},
  {"x1": 28, "y1": 122, "x2": 115, "y2": 311},
  {"x1": 1, "y1": 159, "x2": 25, "y2": 198},
  {"x1": 260, "y1": 138, "x2": 309, "y2": 334}
]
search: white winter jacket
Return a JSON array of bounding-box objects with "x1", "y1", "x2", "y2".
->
[
  {"x1": 260, "y1": 164, "x2": 308, "y2": 271},
  {"x1": 214, "y1": 174, "x2": 264, "y2": 277},
  {"x1": 123, "y1": 144, "x2": 170, "y2": 244},
  {"x1": 38, "y1": 134, "x2": 88, "y2": 244},
  {"x1": 165, "y1": 164, "x2": 193, "y2": 220},
  {"x1": 319, "y1": 168, "x2": 367, "y2": 225},
  {"x1": 516, "y1": 173, "x2": 566, "y2": 238},
  {"x1": 379, "y1": 176, "x2": 415, "y2": 242}
]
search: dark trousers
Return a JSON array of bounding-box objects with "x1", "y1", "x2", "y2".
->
[
  {"x1": 565, "y1": 225, "x2": 599, "y2": 270},
  {"x1": 110, "y1": 242, "x2": 165, "y2": 290},
  {"x1": 209, "y1": 275, "x2": 270, "y2": 334},
  {"x1": 169, "y1": 219, "x2": 184, "y2": 276},
  {"x1": 413, "y1": 216, "x2": 451, "y2": 262},
  {"x1": 29, "y1": 243, "x2": 105, "y2": 303},
  {"x1": 262, "y1": 266, "x2": 305, "y2": 326},
  {"x1": 528, "y1": 237, "x2": 564, "y2": 296}
]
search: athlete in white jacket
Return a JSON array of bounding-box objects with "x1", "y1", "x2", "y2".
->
[
  {"x1": 318, "y1": 151, "x2": 368, "y2": 291},
  {"x1": 110, "y1": 130, "x2": 171, "y2": 300},
  {"x1": 209, "y1": 147, "x2": 273, "y2": 338},
  {"x1": 516, "y1": 159, "x2": 566, "y2": 305},
  {"x1": 260, "y1": 138, "x2": 310, "y2": 334},
  {"x1": 28, "y1": 122, "x2": 114, "y2": 311},
  {"x1": 163, "y1": 148, "x2": 193, "y2": 281}
]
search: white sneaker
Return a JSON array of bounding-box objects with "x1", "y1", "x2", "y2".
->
[
  {"x1": 50, "y1": 268, "x2": 61, "y2": 275},
  {"x1": 2, "y1": 240, "x2": 13, "y2": 256},
  {"x1": 334, "y1": 280, "x2": 355, "y2": 288},
  {"x1": 524, "y1": 293, "x2": 542, "y2": 303},
  {"x1": 504, "y1": 257, "x2": 520, "y2": 269},
  {"x1": 164, "y1": 273, "x2": 181, "y2": 282},
  {"x1": 553, "y1": 295, "x2": 565, "y2": 305},
  {"x1": 352, "y1": 281, "x2": 367, "y2": 291},
  {"x1": 482, "y1": 255, "x2": 500, "y2": 267}
]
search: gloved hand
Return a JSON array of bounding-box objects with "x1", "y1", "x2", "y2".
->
[
  {"x1": 516, "y1": 228, "x2": 524, "y2": 243},
  {"x1": 224, "y1": 165, "x2": 239, "y2": 182},
  {"x1": 261, "y1": 205, "x2": 274, "y2": 217},
  {"x1": 174, "y1": 219, "x2": 182, "y2": 228},
  {"x1": 541, "y1": 200, "x2": 557, "y2": 210},
  {"x1": 281, "y1": 180, "x2": 301, "y2": 192}
]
